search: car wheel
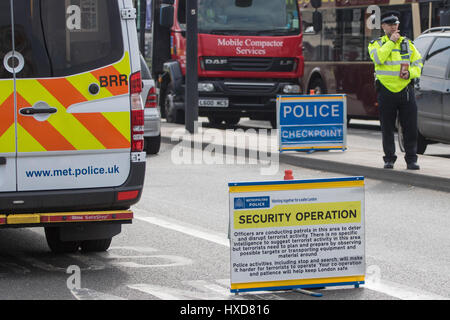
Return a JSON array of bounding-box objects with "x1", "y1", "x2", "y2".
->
[
  {"x1": 145, "y1": 135, "x2": 161, "y2": 155},
  {"x1": 45, "y1": 227, "x2": 80, "y2": 254},
  {"x1": 397, "y1": 120, "x2": 428, "y2": 155},
  {"x1": 80, "y1": 238, "x2": 112, "y2": 252},
  {"x1": 417, "y1": 131, "x2": 428, "y2": 155}
]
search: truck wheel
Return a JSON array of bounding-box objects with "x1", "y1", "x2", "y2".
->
[
  {"x1": 309, "y1": 78, "x2": 326, "y2": 94},
  {"x1": 159, "y1": 89, "x2": 167, "y2": 119},
  {"x1": 208, "y1": 116, "x2": 224, "y2": 125},
  {"x1": 45, "y1": 227, "x2": 80, "y2": 254},
  {"x1": 224, "y1": 117, "x2": 240, "y2": 126},
  {"x1": 80, "y1": 238, "x2": 112, "y2": 252},
  {"x1": 165, "y1": 91, "x2": 184, "y2": 124},
  {"x1": 145, "y1": 135, "x2": 161, "y2": 155}
]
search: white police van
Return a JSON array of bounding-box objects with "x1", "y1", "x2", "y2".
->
[{"x1": 0, "y1": 0, "x2": 146, "y2": 253}]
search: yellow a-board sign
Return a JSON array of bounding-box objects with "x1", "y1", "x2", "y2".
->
[{"x1": 228, "y1": 177, "x2": 365, "y2": 293}]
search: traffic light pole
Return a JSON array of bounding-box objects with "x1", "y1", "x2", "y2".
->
[{"x1": 185, "y1": 0, "x2": 199, "y2": 134}]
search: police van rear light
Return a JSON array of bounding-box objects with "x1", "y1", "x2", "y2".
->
[
  {"x1": 130, "y1": 71, "x2": 143, "y2": 94},
  {"x1": 145, "y1": 86, "x2": 157, "y2": 108},
  {"x1": 117, "y1": 190, "x2": 139, "y2": 201},
  {"x1": 130, "y1": 71, "x2": 144, "y2": 152},
  {"x1": 131, "y1": 110, "x2": 144, "y2": 152}
]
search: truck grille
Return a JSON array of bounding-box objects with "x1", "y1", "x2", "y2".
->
[
  {"x1": 224, "y1": 81, "x2": 276, "y2": 93},
  {"x1": 202, "y1": 57, "x2": 295, "y2": 72},
  {"x1": 228, "y1": 57, "x2": 273, "y2": 71}
]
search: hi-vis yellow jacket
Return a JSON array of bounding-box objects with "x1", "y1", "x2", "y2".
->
[{"x1": 368, "y1": 35, "x2": 423, "y2": 93}]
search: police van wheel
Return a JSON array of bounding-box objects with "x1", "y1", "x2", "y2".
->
[
  {"x1": 45, "y1": 227, "x2": 80, "y2": 254},
  {"x1": 80, "y1": 238, "x2": 112, "y2": 252}
]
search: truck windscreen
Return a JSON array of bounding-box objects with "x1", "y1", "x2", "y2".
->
[{"x1": 197, "y1": 0, "x2": 300, "y2": 35}]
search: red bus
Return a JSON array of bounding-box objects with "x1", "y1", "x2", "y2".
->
[{"x1": 300, "y1": 0, "x2": 450, "y2": 121}]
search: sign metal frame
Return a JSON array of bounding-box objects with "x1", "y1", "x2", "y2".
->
[
  {"x1": 228, "y1": 176, "x2": 365, "y2": 294},
  {"x1": 277, "y1": 94, "x2": 347, "y2": 153}
]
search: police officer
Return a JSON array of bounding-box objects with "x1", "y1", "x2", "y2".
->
[{"x1": 368, "y1": 11, "x2": 423, "y2": 170}]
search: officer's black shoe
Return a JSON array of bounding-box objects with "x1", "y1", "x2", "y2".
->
[
  {"x1": 384, "y1": 161, "x2": 394, "y2": 169},
  {"x1": 407, "y1": 162, "x2": 420, "y2": 170}
]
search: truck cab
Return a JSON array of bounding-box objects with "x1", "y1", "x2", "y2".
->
[{"x1": 152, "y1": 0, "x2": 304, "y2": 127}]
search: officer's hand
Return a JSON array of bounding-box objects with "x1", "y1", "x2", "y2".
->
[
  {"x1": 390, "y1": 31, "x2": 401, "y2": 43},
  {"x1": 400, "y1": 71, "x2": 409, "y2": 79}
]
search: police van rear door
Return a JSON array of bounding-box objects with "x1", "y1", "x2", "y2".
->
[
  {"x1": 14, "y1": 0, "x2": 134, "y2": 192},
  {"x1": 0, "y1": 0, "x2": 16, "y2": 193}
]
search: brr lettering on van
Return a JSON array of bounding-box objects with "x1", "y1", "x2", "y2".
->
[
  {"x1": 283, "y1": 104, "x2": 340, "y2": 118},
  {"x1": 99, "y1": 75, "x2": 128, "y2": 88},
  {"x1": 66, "y1": 5, "x2": 81, "y2": 31}
]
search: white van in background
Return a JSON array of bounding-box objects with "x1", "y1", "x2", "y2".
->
[{"x1": 140, "y1": 54, "x2": 161, "y2": 155}]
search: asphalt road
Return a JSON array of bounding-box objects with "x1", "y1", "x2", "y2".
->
[{"x1": 0, "y1": 138, "x2": 449, "y2": 301}]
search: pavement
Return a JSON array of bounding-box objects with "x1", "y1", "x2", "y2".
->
[{"x1": 159, "y1": 120, "x2": 450, "y2": 193}]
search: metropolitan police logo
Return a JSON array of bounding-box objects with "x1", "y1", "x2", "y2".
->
[{"x1": 234, "y1": 198, "x2": 245, "y2": 210}]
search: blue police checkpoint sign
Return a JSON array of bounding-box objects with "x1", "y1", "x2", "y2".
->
[{"x1": 277, "y1": 94, "x2": 347, "y2": 152}]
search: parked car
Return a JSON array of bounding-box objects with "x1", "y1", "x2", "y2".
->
[
  {"x1": 140, "y1": 55, "x2": 161, "y2": 154},
  {"x1": 398, "y1": 27, "x2": 450, "y2": 154}
]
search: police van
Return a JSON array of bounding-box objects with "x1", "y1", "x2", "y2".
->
[{"x1": 0, "y1": 0, "x2": 145, "y2": 253}]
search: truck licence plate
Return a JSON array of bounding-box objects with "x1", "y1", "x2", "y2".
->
[{"x1": 199, "y1": 99, "x2": 229, "y2": 107}]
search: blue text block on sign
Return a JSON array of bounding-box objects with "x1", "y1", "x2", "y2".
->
[{"x1": 277, "y1": 95, "x2": 347, "y2": 152}]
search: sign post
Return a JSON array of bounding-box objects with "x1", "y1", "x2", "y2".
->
[
  {"x1": 277, "y1": 94, "x2": 347, "y2": 152},
  {"x1": 185, "y1": 0, "x2": 198, "y2": 133},
  {"x1": 228, "y1": 177, "x2": 365, "y2": 293}
]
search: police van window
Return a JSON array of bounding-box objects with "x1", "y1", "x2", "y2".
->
[
  {"x1": 0, "y1": 1, "x2": 13, "y2": 79},
  {"x1": 422, "y1": 37, "x2": 450, "y2": 79},
  {"x1": 41, "y1": 0, "x2": 123, "y2": 77},
  {"x1": 6, "y1": 1, "x2": 52, "y2": 79}
]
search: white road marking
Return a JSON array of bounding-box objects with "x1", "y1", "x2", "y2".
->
[
  {"x1": 70, "y1": 288, "x2": 125, "y2": 300},
  {"x1": 184, "y1": 279, "x2": 231, "y2": 297},
  {"x1": 128, "y1": 283, "x2": 225, "y2": 300},
  {"x1": 364, "y1": 279, "x2": 449, "y2": 300},
  {"x1": 134, "y1": 210, "x2": 450, "y2": 300},
  {"x1": 134, "y1": 208, "x2": 230, "y2": 247}
]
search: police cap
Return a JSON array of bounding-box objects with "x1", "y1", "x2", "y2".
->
[{"x1": 381, "y1": 11, "x2": 400, "y2": 25}]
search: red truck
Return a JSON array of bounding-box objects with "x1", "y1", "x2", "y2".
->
[{"x1": 152, "y1": 0, "x2": 304, "y2": 127}]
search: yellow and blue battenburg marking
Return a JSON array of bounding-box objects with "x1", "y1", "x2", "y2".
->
[
  {"x1": 228, "y1": 177, "x2": 365, "y2": 293},
  {"x1": 229, "y1": 176, "x2": 364, "y2": 193},
  {"x1": 277, "y1": 94, "x2": 347, "y2": 153}
]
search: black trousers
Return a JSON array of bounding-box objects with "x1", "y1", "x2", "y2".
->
[{"x1": 377, "y1": 82, "x2": 418, "y2": 164}]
